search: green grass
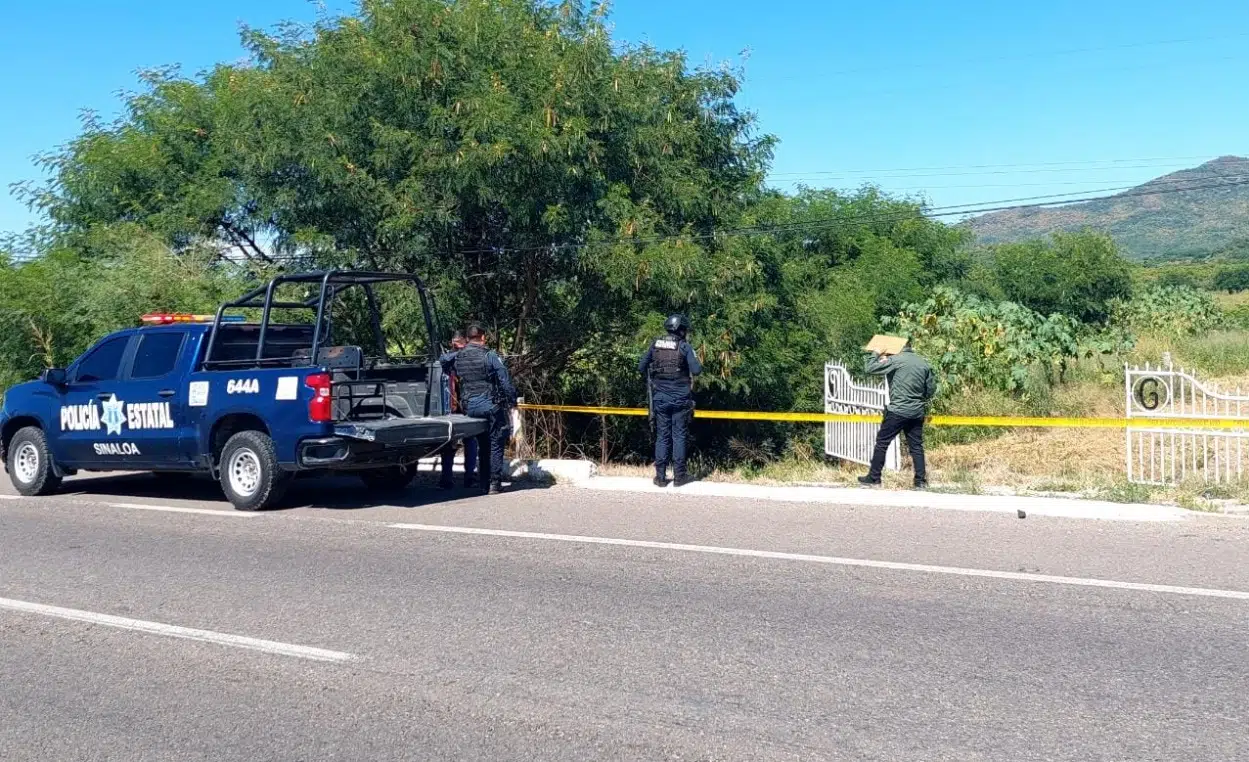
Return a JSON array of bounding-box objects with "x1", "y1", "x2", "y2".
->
[
  {"x1": 1093, "y1": 481, "x2": 1155, "y2": 504},
  {"x1": 937, "y1": 466, "x2": 982, "y2": 495},
  {"x1": 1028, "y1": 480, "x2": 1086, "y2": 494},
  {"x1": 1172, "y1": 331, "x2": 1249, "y2": 378},
  {"x1": 1132, "y1": 329, "x2": 1249, "y2": 378}
]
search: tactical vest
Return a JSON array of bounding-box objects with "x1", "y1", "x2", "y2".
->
[
  {"x1": 650, "y1": 335, "x2": 688, "y2": 381},
  {"x1": 455, "y1": 344, "x2": 495, "y2": 402}
]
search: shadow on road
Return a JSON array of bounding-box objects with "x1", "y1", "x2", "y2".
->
[{"x1": 54, "y1": 470, "x2": 551, "y2": 511}]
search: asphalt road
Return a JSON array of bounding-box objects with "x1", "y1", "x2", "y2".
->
[{"x1": 3, "y1": 472, "x2": 1249, "y2": 761}]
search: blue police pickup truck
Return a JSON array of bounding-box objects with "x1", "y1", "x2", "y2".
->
[{"x1": 0, "y1": 271, "x2": 486, "y2": 511}]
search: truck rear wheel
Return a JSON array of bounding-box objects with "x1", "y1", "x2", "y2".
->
[
  {"x1": 7, "y1": 426, "x2": 62, "y2": 497},
  {"x1": 359, "y1": 464, "x2": 416, "y2": 492},
  {"x1": 219, "y1": 430, "x2": 287, "y2": 511}
]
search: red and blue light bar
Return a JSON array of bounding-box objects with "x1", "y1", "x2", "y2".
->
[{"x1": 140, "y1": 313, "x2": 246, "y2": 325}]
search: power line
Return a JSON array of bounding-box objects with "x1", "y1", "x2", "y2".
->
[
  {"x1": 773, "y1": 179, "x2": 1166, "y2": 192},
  {"x1": 767, "y1": 155, "x2": 1220, "y2": 178},
  {"x1": 248, "y1": 174, "x2": 1249, "y2": 264},
  {"x1": 769, "y1": 162, "x2": 1229, "y2": 182},
  {"x1": 792, "y1": 31, "x2": 1249, "y2": 79},
  {"x1": 802, "y1": 53, "x2": 1249, "y2": 101}
]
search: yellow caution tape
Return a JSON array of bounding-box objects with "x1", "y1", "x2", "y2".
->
[
  {"x1": 516, "y1": 403, "x2": 1249, "y2": 431},
  {"x1": 520, "y1": 404, "x2": 650, "y2": 418}
]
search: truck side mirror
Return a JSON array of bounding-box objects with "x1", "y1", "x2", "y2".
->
[{"x1": 42, "y1": 368, "x2": 67, "y2": 386}]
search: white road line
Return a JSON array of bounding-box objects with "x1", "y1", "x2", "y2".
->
[
  {"x1": 388, "y1": 523, "x2": 1249, "y2": 602},
  {"x1": 0, "y1": 495, "x2": 253, "y2": 518},
  {"x1": 107, "y1": 502, "x2": 258, "y2": 518},
  {"x1": 0, "y1": 597, "x2": 356, "y2": 663}
]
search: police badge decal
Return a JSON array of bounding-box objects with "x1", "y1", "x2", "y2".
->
[{"x1": 100, "y1": 394, "x2": 126, "y2": 435}]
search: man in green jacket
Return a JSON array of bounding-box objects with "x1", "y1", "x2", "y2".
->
[{"x1": 857, "y1": 342, "x2": 937, "y2": 489}]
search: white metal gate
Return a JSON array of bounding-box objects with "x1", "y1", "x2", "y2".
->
[
  {"x1": 824, "y1": 362, "x2": 898, "y2": 470},
  {"x1": 1126, "y1": 361, "x2": 1249, "y2": 485}
]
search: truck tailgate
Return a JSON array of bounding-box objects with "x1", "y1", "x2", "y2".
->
[{"x1": 332, "y1": 414, "x2": 488, "y2": 446}]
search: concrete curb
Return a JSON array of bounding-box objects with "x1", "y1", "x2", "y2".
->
[
  {"x1": 575, "y1": 475, "x2": 1191, "y2": 523},
  {"x1": 420, "y1": 455, "x2": 1186, "y2": 522}
]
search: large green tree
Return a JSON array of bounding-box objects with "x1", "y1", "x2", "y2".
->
[
  {"x1": 29, "y1": 0, "x2": 773, "y2": 380},
  {"x1": 15, "y1": 0, "x2": 978, "y2": 459},
  {"x1": 990, "y1": 230, "x2": 1132, "y2": 323}
]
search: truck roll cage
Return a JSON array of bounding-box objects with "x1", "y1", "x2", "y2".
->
[{"x1": 200, "y1": 271, "x2": 441, "y2": 370}]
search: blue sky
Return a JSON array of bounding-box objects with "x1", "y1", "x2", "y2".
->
[{"x1": 2, "y1": 0, "x2": 1247, "y2": 235}]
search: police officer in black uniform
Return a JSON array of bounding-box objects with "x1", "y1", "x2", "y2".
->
[
  {"x1": 639, "y1": 314, "x2": 702, "y2": 487},
  {"x1": 444, "y1": 324, "x2": 517, "y2": 495}
]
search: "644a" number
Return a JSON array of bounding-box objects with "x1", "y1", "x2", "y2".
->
[{"x1": 227, "y1": 378, "x2": 260, "y2": 395}]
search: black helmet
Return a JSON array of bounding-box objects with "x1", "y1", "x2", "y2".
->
[{"x1": 664, "y1": 314, "x2": 690, "y2": 335}]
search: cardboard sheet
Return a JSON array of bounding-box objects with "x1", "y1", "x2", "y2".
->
[{"x1": 863, "y1": 334, "x2": 908, "y2": 356}]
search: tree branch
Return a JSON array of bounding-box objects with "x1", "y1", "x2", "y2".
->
[{"x1": 220, "y1": 219, "x2": 272, "y2": 263}]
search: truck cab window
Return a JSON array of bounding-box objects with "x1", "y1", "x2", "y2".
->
[
  {"x1": 131, "y1": 332, "x2": 186, "y2": 379},
  {"x1": 73, "y1": 336, "x2": 130, "y2": 383}
]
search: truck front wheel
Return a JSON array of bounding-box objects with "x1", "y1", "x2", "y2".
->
[
  {"x1": 7, "y1": 426, "x2": 62, "y2": 497},
  {"x1": 219, "y1": 430, "x2": 287, "y2": 511}
]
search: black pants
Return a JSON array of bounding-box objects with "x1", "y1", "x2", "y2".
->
[
  {"x1": 466, "y1": 398, "x2": 511, "y2": 486},
  {"x1": 654, "y1": 397, "x2": 693, "y2": 479},
  {"x1": 439, "y1": 436, "x2": 478, "y2": 486},
  {"x1": 868, "y1": 411, "x2": 926, "y2": 482}
]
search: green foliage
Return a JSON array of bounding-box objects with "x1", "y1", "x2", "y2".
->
[
  {"x1": 0, "y1": 226, "x2": 248, "y2": 391},
  {"x1": 10, "y1": 0, "x2": 979, "y2": 461},
  {"x1": 25, "y1": 0, "x2": 777, "y2": 404},
  {"x1": 883, "y1": 287, "x2": 1099, "y2": 394},
  {"x1": 1156, "y1": 268, "x2": 1209, "y2": 290},
  {"x1": 1213, "y1": 265, "x2": 1249, "y2": 293},
  {"x1": 6, "y1": 0, "x2": 1201, "y2": 467},
  {"x1": 990, "y1": 230, "x2": 1132, "y2": 323},
  {"x1": 1167, "y1": 331, "x2": 1249, "y2": 378},
  {"x1": 1110, "y1": 284, "x2": 1225, "y2": 338}
]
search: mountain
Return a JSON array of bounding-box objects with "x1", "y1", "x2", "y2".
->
[{"x1": 965, "y1": 156, "x2": 1249, "y2": 260}]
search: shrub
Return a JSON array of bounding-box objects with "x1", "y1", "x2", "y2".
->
[
  {"x1": 1110, "y1": 284, "x2": 1224, "y2": 338},
  {"x1": 883, "y1": 287, "x2": 1085, "y2": 394},
  {"x1": 990, "y1": 231, "x2": 1132, "y2": 324},
  {"x1": 1213, "y1": 265, "x2": 1249, "y2": 293}
]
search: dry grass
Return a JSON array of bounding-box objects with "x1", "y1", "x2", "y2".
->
[
  {"x1": 1215, "y1": 291, "x2": 1249, "y2": 310},
  {"x1": 923, "y1": 379, "x2": 1127, "y2": 490},
  {"x1": 1132, "y1": 331, "x2": 1249, "y2": 379},
  {"x1": 592, "y1": 332, "x2": 1249, "y2": 510},
  {"x1": 927, "y1": 427, "x2": 1124, "y2": 490}
]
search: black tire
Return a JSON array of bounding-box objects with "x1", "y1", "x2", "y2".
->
[
  {"x1": 218, "y1": 430, "x2": 287, "y2": 512},
  {"x1": 359, "y1": 464, "x2": 416, "y2": 492},
  {"x1": 6, "y1": 426, "x2": 62, "y2": 497}
]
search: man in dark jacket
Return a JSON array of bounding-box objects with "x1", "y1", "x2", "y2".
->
[
  {"x1": 858, "y1": 342, "x2": 937, "y2": 489},
  {"x1": 443, "y1": 324, "x2": 517, "y2": 495},
  {"x1": 639, "y1": 314, "x2": 702, "y2": 487},
  {"x1": 438, "y1": 330, "x2": 479, "y2": 490}
]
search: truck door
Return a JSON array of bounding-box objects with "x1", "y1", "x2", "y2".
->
[
  {"x1": 56, "y1": 334, "x2": 135, "y2": 468},
  {"x1": 118, "y1": 330, "x2": 191, "y2": 467}
]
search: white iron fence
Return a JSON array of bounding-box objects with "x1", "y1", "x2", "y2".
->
[
  {"x1": 1126, "y1": 361, "x2": 1249, "y2": 485},
  {"x1": 824, "y1": 362, "x2": 898, "y2": 470}
]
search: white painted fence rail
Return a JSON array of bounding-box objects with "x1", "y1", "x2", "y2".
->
[
  {"x1": 1126, "y1": 361, "x2": 1249, "y2": 486},
  {"x1": 824, "y1": 362, "x2": 898, "y2": 470}
]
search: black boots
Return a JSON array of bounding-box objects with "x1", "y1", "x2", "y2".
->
[
  {"x1": 655, "y1": 474, "x2": 693, "y2": 488},
  {"x1": 858, "y1": 475, "x2": 928, "y2": 489}
]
